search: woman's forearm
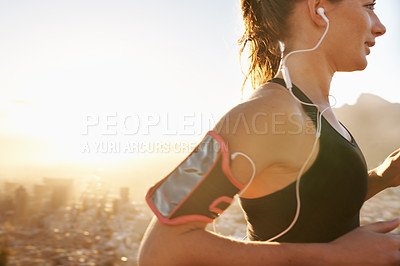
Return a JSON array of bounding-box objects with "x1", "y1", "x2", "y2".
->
[
  {"x1": 365, "y1": 169, "x2": 389, "y2": 200},
  {"x1": 173, "y1": 230, "x2": 331, "y2": 266},
  {"x1": 138, "y1": 217, "x2": 400, "y2": 266},
  {"x1": 366, "y1": 149, "x2": 400, "y2": 200},
  {"x1": 138, "y1": 218, "x2": 329, "y2": 266}
]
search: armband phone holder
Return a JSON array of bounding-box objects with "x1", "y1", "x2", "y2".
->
[{"x1": 145, "y1": 131, "x2": 245, "y2": 225}]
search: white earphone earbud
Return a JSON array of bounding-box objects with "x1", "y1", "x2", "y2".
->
[{"x1": 317, "y1": 7, "x2": 329, "y2": 23}]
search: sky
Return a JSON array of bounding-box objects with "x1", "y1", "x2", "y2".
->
[{"x1": 0, "y1": 0, "x2": 399, "y2": 167}]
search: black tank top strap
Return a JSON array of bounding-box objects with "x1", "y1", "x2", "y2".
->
[{"x1": 270, "y1": 78, "x2": 318, "y2": 127}]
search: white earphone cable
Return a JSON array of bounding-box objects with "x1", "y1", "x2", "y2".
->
[
  {"x1": 212, "y1": 151, "x2": 257, "y2": 234},
  {"x1": 265, "y1": 9, "x2": 334, "y2": 242},
  {"x1": 265, "y1": 105, "x2": 331, "y2": 242},
  {"x1": 231, "y1": 152, "x2": 257, "y2": 198},
  {"x1": 216, "y1": 9, "x2": 334, "y2": 241}
]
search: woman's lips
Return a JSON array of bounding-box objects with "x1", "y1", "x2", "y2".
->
[
  {"x1": 365, "y1": 44, "x2": 370, "y2": 55},
  {"x1": 365, "y1": 42, "x2": 375, "y2": 55}
]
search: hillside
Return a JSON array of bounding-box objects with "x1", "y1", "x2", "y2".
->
[{"x1": 334, "y1": 94, "x2": 400, "y2": 168}]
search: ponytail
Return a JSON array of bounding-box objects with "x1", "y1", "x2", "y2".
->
[{"x1": 238, "y1": 0, "x2": 298, "y2": 91}]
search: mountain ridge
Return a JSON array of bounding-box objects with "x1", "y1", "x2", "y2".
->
[{"x1": 334, "y1": 93, "x2": 400, "y2": 168}]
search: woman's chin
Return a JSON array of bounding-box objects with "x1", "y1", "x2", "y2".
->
[{"x1": 339, "y1": 59, "x2": 368, "y2": 72}]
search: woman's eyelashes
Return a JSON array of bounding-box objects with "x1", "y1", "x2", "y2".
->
[{"x1": 365, "y1": 2, "x2": 376, "y2": 11}]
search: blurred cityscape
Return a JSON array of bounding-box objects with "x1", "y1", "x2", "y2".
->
[
  {"x1": 1, "y1": 176, "x2": 400, "y2": 266},
  {"x1": 0, "y1": 177, "x2": 152, "y2": 266}
]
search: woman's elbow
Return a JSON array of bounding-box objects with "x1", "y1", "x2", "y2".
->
[
  {"x1": 138, "y1": 217, "x2": 207, "y2": 266},
  {"x1": 138, "y1": 218, "x2": 165, "y2": 266},
  {"x1": 137, "y1": 217, "x2": 186, "y2": 266}
]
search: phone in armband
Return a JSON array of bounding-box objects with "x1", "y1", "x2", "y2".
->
[{"x1": 145, "y1": 131, "x2": 245, "y2": 225}]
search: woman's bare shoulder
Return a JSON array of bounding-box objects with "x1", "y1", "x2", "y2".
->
[
  {"x1": 214, "y1": 82, "x2": 307, "y2": 140},
  {"x1": 213, "y1": 82, "x2": 317, "y2": 185}
]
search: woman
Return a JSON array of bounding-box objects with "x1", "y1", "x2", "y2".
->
[{"x1": 139, "y1": 0, "x2": 400, "y2": 265}]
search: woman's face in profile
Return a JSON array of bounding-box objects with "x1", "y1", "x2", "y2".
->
[{"x1": 324, "y1": 0, "x2": 386, "y2": 72}]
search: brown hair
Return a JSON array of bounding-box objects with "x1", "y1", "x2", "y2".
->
[{"x1": 239, "y1": 0, "x2": 341, "y2": 91}]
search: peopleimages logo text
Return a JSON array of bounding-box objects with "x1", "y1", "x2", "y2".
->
[{"x1": 81, "y1": 112, "x2": 316, "y2": 137}]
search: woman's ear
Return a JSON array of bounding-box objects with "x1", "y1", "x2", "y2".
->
[{"x1": 308, "y1": 0, "x2": 329, "y2": 27}]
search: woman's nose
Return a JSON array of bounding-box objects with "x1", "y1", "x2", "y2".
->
[{"x1": 373, "y1": 14, "x2": 386, "y2": 37}]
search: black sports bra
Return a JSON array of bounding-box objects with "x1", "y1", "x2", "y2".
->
[{"x1": 240, "y1": 78, "x2": 369, "y2": 243}]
